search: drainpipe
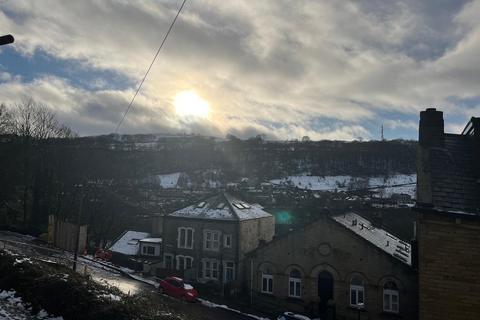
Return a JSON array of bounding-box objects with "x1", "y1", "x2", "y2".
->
[{"x1": 250, "y1": 258, "x2": 253, "y2": 305}]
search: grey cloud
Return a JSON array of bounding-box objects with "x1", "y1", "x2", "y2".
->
[{"x1": 1, "y1": 0, "x2": 479, "y2": 140}]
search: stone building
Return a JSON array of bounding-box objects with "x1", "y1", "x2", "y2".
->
[
  {"x1": 162, "y1": 192, "x2": 274, "y2": 284},
  {"x1": 416, "y1": 108, "x2": 480, "y2": 320},
  {"x1": 246, "y1": 212, "x2": 417, "y2": 320}
]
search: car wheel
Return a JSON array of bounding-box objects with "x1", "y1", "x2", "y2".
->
[{"x1": 182, "y1": 295, "x2": 188, "y2": 302}]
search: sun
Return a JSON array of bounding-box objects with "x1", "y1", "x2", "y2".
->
[{"x1": 173, "y1": 90, "x2": 210, "y2": 118}]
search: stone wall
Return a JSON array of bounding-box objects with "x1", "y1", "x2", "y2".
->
[
  {"x1": 418, "y1": 212, "x2": 480, "y2": 320},
  {"x1": 246, "y1": 215, "x2": 418, "y2": 320}
]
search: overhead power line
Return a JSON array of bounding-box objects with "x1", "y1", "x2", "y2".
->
[{"x1": 114, "y1": 0, "x2": 187, "y2": 134}]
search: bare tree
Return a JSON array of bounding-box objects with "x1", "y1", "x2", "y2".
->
[
  {"x1": 0, "y1": 103, "x2": 13, "y2": 134},
  {"x1": 1, "y1": 99, "x2": 77, "y2": 227},
  {"x1": 8, "y1": 99, "x2": 77, "y2": 139}
]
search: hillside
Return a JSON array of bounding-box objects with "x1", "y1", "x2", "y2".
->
[{"x1": 2, "y1": 134, "x2": 415, "y2": 182}]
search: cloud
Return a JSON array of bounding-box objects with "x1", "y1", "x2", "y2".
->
[{"x1": 0, "y1": 0, "x2": 478, "y2": 140}]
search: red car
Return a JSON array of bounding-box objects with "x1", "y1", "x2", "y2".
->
[{"x1": 158, "y1": 276, "x2": 198, "y2": 302}]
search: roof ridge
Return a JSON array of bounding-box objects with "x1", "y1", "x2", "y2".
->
[{"x1": 223, "y1": 192, "x2": 240, "y2": 221}]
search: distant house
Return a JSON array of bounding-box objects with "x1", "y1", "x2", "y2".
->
[
  {"x1": 142, "y1": 172, "x2": 190, "y2": 189},
  {"x1": 139, "y1": 238, "x2": 162, "y2": 257},
  {"x1": 246, "y1": 212, "x2": 417, "y2": 320},
  {"x1": 156, "y1": 172, "x2": 189, "y2": 189},
  {"x1": 415, "y1": 109, "x2": 480, "y2": 320},
  {"x1": 109, "y1": 230, "x2": 150, "y2": 256},
  {"x1": 162, "y1": 193, "x2": 275, "y2": 285},
  {"x1": 108, "y1": 230, "x2": 161, "y2": 270}
]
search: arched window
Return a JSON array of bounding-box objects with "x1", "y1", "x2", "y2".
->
[
  {"x1": 261, "y1": 268, "x2": 274, "y2": 294},
  {"x1": 350, "y1": 276, "x2": 365, "y2": 308},
  {"x1": 383, "y1": 281, "x2": 399, "y2": 313},
  {"x1": 288, "y1": 269, "x2": 301, "y2": 298}
]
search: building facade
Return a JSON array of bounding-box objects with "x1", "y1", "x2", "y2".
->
[
  {"x1": 162, "y1": 192, "x2": 275, "y2": 285},
  {"x1": 246, "y1": 213, "x2": 417, "y2": 320},
  {"x1": 416, "y1": 109, "x2": 480, "y2": 320}
]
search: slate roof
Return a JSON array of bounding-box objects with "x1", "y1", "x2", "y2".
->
[
  {"x1": 332, "y1": 212, "x2": 412, "y2": 266},
  {"x1": 427, "y1": 134, "x2": 479, "y2": 215},
  {"x1": 169, "y1": 192, "x2": 272, "y2": 221}
]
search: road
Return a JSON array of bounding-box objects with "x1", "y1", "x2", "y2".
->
[{"x1": 0, "y1": 231, "x2": 263, "y2": 320}]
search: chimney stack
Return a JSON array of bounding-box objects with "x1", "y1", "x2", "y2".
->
[{"x1": 419, "y1": 108, "x2": 444, "y2": 147}]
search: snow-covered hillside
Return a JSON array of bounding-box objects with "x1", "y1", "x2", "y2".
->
[{"x1": 270, "y1": 174, "x2": 416, "y2": 198}]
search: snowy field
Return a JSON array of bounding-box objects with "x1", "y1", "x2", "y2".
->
[{"x1": 270, "y1": 174, "x2": 416, "y2": 198}]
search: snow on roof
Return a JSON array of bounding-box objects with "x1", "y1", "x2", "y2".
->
[
  {"x1": 224, "y1": 193, "x2": 272, "y2": 220},
  {"x1": 157, "y1": 172, "x2": 182, "y2": 188},
  {"x1": 139, "y1": 238, "x2": 162, "y2": 244},
  {"x1": 109, "y1": 231, "x2": 151, "y2": 255},
  {"x1": 332, "y1": 213, "x2": 412, "y2": 266},
  {"x1": 170, "y1": 193, "x2": 272, "y2": 221}
]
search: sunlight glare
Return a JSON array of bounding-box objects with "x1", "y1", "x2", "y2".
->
[{"x1": 174, "y1": 90, "x2": 210, "y2": 118}]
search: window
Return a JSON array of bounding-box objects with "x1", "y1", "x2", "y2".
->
[
  {"x1": 350, "y1": 276, "x2": 365, "y2": 308},
  {"x1": 224, "y1": 234, "x2": 232, "y2": 248},
  {"x1": 178, "y1": 227, "x2": 194, "y2": 249},
  {"x1": 203, "y1": 230, "x2": 220, "y2": 251},
  {"x1": 261, "y1": 272, "x2": 274, "y2": 294},
  {"x1": 288, "y1": 269, "x2": 301, "y2": 298},
  {"x1": 142, "y1": 245, "x2": 155, "y2": 255},
  {"x1": 383, "y1": 281, "x2": 399, "y2": 313},
  {"x1": 176, "y1": 255, "x2": 193, "y2": 270},
  {"x1": 164, "y1": 254, "x2": 174, "y2": 269},
  {"x1": 223, "y1": 261, "x2": 235, "y2": 282},
  {"x1": 203, "y1": 259, "x2": 219, "y2": 279}
]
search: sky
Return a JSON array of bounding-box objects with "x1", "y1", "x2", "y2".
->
[{"x1": 1, "y1": 0, "x2": 480, "y2": 140}]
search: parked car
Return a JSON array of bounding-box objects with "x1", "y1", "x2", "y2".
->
[
  {"x1": 277, "y1": 312, "x2": 312, "y2": 320},
  {"x1": 158, "y1": 276, "x2": 198, "y2": 302}
]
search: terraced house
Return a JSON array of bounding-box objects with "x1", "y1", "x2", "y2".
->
[{"x1": 162, "y1": 192, "x2": 275, "y2": 287}]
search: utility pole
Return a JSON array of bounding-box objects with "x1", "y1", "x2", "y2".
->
[
  {"x1": 73, "y1": 185, "x2": 85, "y2": 271},
  {"x1": 0, "y1": 34, "x2": 14, "y2": 46},
  {"x1": 381, "y1": 124, "x2": 385, "y2": 141}
]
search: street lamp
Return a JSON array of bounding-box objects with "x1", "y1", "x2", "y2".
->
[{"x1": 0, "y1": 34, "x2": 14, "y2": 46}]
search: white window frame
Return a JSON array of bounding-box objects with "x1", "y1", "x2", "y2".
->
[
  {"x1": 176, "y1": 255, "x2": 193, "y2": 270},
  {"x1": 288, "y1": 275, "x2": 301, "y2": 298},
  {"x1": 261, "y1": 273, "x2": 274, "y2": 294},
  {"x1": 203, "y1": 230, "x2": 221, "y2": 251},
  {"x1": 223, "y1": 261, "x2": 235, "y2": 282},
  {"x1": 202, "y1": 258, "x2": 220, "y2": 280},
  {"x1": 177, "y1": 227, "x2": 194, "y2": 249},
  {"x1": 350, "y1": 284, "x2": 365, "y2": 308},
  {"x1": 223, "y1": 234, "x2": 232, "y2": 248},
  {"x1": 163, "y1": 253, "x2": 174, "y2": 269},
  {"x1": 142, "y1": 244, "x2": 156, "y2": 256},
  {"x1": 383, "y1": 288, "x2": 399, "y2": 313}
]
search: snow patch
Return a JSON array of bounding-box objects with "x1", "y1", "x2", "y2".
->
[
  {"x1": 270, "y1": 174, "x2": 416, "y2": 198},
  {"x1": 199, "y1": 298, "x2": 271, "y2": 320},
  {"x1": 0, "y1": 289, "x2": 63, "y2": 320}
]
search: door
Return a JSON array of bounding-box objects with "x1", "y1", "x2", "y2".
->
[{"x1": 318, "y1": 271, "x2": 334, "y2": 316}]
